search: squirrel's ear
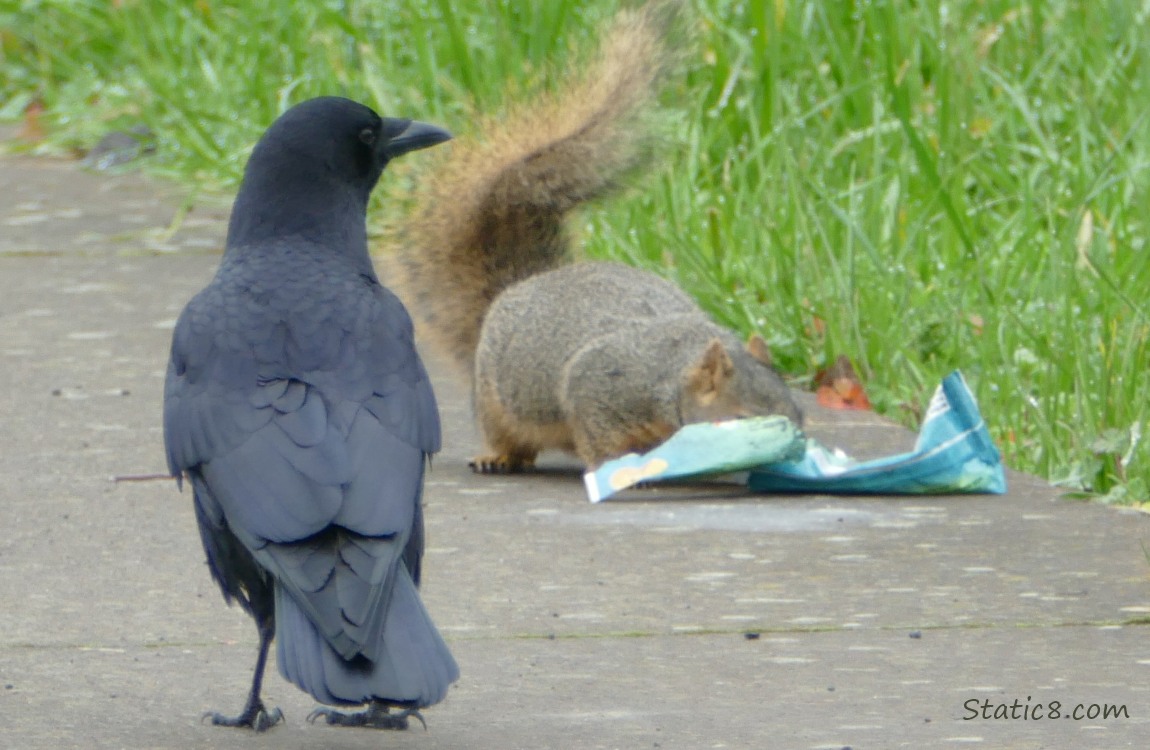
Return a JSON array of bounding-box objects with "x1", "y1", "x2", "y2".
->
[
  {"x1": 686, "y1": 339, "x2": 735, "y2": 398},
  {"x1": 745, "y1": 333, "x2": 772, "y2": 367}
]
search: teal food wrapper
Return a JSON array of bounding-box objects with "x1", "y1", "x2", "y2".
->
[
  {"x1": 584, "y1": 370, "x2": 1005, "y2": 502},
  {"x1": 748, "y1": 371, "x2": 1006, "y2": 495},
  {"x1": 584, "y1": 416, "x2": 805, "y2": 503}
]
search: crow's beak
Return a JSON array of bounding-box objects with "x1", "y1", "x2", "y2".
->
[{"x1": 383, "y1": 119, "x2": 452, "y2": 158}]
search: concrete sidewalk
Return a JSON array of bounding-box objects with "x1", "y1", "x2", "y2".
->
[{"x1": 2, "y1": 145, "x2": 1148, "y2": 750}]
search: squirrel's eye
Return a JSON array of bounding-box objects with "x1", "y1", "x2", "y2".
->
[{"x1": 358, "y1": 127, "x2": 376, "y2": 145}]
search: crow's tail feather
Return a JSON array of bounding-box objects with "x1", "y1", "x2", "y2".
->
[{"x1": 275, "y1": 569, "x2": 458, "y2": 708}]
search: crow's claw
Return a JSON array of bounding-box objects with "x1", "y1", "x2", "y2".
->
[
  {"x1": 307, "y1": 701, "x2": 425, "y2": 730},
  {"x1": 201, "y1": 703, "x2": 283, "y2": 732}
]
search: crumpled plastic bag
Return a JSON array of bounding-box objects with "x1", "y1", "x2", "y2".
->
[
  {"x1": 748, "y1": 371, "x2": 1006, "y2": 495},
  {"x1": 584, "y1": 370, "x2": 1005, "y2": 502}
]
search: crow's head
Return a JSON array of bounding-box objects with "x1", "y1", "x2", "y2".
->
[
  {"x1": 228, "y1": 97, "x2": 450, "y2": 250},
  {"x1": 247, "y1": 96, "x2": 451, "y2": 195}
]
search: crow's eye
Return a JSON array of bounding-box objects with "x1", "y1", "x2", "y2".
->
[{"x1": 358, "y1": 127, "x2": 376, "y2": 145}]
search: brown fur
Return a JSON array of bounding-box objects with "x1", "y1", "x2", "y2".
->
[{"x1": 386, "y1": 1, "x2": 801, "y2": 471}]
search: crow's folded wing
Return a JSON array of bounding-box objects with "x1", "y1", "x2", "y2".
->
[{"x1": 163, "y1": 281, "x2": 441, "y2": 661}]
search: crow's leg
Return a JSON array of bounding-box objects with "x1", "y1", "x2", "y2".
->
[
  {"x1": 203, "y1": 615, "x2": 283, "y2": 731},
  {"x1": 307, "y1": 699, "x2": 425, "y2": 730}
]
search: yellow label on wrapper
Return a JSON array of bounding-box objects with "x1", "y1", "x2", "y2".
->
[{"x1": 607, "y1": 458, "x2": 670, "y2": 491}]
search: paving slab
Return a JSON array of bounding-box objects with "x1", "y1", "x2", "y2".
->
[{"x1": 2, "y1": 149, "x2": 1149, "y2": 749}]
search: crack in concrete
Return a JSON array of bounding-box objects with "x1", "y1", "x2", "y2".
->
[{"x1": 3, "y1": 616, "x2": 1148, "y2": 651}]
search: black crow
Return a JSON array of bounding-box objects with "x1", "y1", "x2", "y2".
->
[{"x1": 163, "y1": 96, "x2": 456, "y2": 731}]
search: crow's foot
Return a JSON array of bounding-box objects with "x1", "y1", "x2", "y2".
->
[
  {"x1": 307, "y1": 701, "x2": 425, "y2": 730},
  {"x1": 202, "y1": 702, "x2": 283, "y2": 732}
]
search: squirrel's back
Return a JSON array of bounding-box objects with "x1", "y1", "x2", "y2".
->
[
  {"x1": 387, "y1": 1, "x2": 679, "y2": 373},
  {"x1": 474, "y1": 261, "x2": 700, "y2": 424}
]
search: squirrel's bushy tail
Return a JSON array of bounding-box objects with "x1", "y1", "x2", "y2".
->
[{"x1": 387, "y1": 0, "x2": 681, "y2": 373}]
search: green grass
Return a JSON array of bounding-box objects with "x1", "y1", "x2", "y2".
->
[{"x1": 3, "y1": 0, "x2": 1150, "y2": 504}]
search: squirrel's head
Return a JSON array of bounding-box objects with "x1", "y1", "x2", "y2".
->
[{"x1": 679, "y1": 334, "x2": 803, "y2": 427}]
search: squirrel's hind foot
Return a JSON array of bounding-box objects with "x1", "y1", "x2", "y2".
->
[{"x1": 469, "y1": 453, "x2": 536, "y2": 474}]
